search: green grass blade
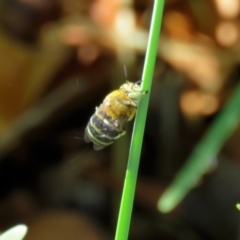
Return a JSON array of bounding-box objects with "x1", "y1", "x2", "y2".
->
[
  {"x1": 114, "y1": 1, "x2": 165, "y2": 240},
  {"x1": 158, "y1": 82, "x2": 240, "y2": 213}
]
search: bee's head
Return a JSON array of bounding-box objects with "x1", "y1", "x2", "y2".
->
[
  {"x1": 120, "y1": 81, "x2": 146, "y2": 106},
  {"x1": 120, "y1": 81, "x2": 141, "y2": 92}
]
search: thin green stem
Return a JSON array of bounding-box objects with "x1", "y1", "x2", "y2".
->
[
  {"x1": 114, "y1": 1, "x2": 165, "y2": 240},
  {"x1": 158, "y1": 82, "x2": 240, "y2": 213}
]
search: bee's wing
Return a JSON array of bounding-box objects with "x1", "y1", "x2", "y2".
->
[{"x1": 84, "y1": 128, "x2": 91, "y2": 143}]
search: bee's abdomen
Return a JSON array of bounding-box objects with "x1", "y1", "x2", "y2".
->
[{"x1": 84, "y1": 110, "x2": 125, "y2": 150}]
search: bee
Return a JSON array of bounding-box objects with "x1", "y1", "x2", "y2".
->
[{"x1": 84, "y1": 81, "x2": 148, "y2": 150}]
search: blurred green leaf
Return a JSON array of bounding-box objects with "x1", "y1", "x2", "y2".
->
[{"x1": 236, "y1": 204, "x2": 240, "y2": 211}]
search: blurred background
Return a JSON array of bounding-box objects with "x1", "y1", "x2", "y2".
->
[{"x1": 0, "y1": 0, "x2": 240, "y2": 239}]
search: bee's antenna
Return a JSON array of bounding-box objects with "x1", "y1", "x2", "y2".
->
[{"x1": 135, "y1": 80, "x2": 142, "y2": 85}]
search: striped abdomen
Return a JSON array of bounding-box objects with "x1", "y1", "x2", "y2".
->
[{"x1": 84, "y1": 109, "x2": 127, "y2": 151}]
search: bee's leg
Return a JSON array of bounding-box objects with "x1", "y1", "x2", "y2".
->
[
  {"x1": 114, "y1": 130, "x2": 126, "y2": 139},
  {"x1": 121, "y1": 129, "x2": 127, "y2": 136},
  {"x1": 127, "y1": 112, "x2": 135, "y2": 121},
  {"x1": 141, "y1": 90, "x2": 148, "y2": 95},
  {"x1": 115, "y1": 98, "x2": 137, "y2": 107},
  {"x1": 129, "y1": 101, "x2": 137, "y2": 107}
]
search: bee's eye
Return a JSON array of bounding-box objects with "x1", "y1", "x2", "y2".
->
[{"x1": 132, "y1": 84, "x2": 140, "y2": 91}]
